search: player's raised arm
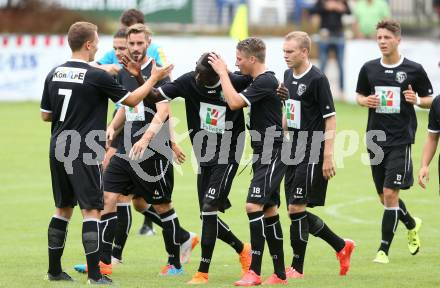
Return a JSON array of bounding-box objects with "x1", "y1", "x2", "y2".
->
[
  {"x1": 208, "y1": 53, "x2": 246, "y2": 110},
  {"x1": 121, "y1": 63, "x2": 173, "y2": 107}
]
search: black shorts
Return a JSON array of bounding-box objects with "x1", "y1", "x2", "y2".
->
[
  {"x1": 50, "y1": 157, "x2": 104, "y2": 210},
  {"x1": 103, "y1": 156, "x2": 173, "y2": 204},
  {"x1": 370, "y1": 144, "x2": 413, "y2": 194},
  {"x1": 247, "y1": 148, "x2": 286, "y2": 208},
  {"x1": 197, "y1": 163, "x2": 239, "y2": 212},
  {"x1": 285, "y1": 161, "x2": 327, "y2": 207}
]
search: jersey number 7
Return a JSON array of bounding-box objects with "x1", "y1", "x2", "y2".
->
[{"x1": 58, "y1": 89, "x2": 72, "y2": 122}]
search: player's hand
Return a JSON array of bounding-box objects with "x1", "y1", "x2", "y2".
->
[
  {"x1": 121, "y1": 54, "x2": 142, "y2": 77},
  {"x1": 171, "y1": 142, "x2": 186, "y2": 165},
  {"x1": 403, "y1": 84, "x2": 417, "y2": 105},
  {"x1": 365, "y1": 94, "x2": 380, "y2": 108},
  {"x1": 277, "y1": 83, "x2": 289, "y2": 101},
  {"x1": 150, "y1": 60, "x2": 174, "y2": 82},
  {"x1": 418, "y1": 166, "x2": 429, "y2": 189},
  {"x1": 129, "y1": 137, "x2": 151, "y2": 161},
  {"x1": 207, "y1": 53, "x2": 228, "y2": 77},
  {"x1": 106, "y1": 126, "x2": 116, "y2": 149},
  {"x1": 322, "y1": 155, "x2": 336, "y2": 180}
]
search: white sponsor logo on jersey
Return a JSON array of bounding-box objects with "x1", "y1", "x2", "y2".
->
[
  {"x1": 297, "y1": 83, "x2": 307, "y2": 96},
  {"x1": 53, "y1": 67, "x2": 87, "y2": 84},
  {"x1": 395, "y1": 71, "x2": 407, "y2": 84}
]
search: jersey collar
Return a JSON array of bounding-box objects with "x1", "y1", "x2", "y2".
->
[
  {"x1": 141, "y1": 57, "x2": 153, "y2": 70},
  {"x1": 205, "y1": 79, "x2": 221, "y2": 89},
  {"x1": 380, "y1": 55, "x2": 404, "y2": 68},
  {"x1": 292, "y1": 62, "x2": 312, "y2": 79},
  {"x1": 68, "y1": 58, "x2": 88, "y2": 64}
]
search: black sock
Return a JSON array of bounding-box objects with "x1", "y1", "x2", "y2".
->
[
  {"x1": 82, "y1": 219, "x2": 101, "y2": 281},
  {"x1": 307, "y1": 212, "x2": 345, "y2": 252},
  {"x1": 112, "y1": 204, "x2": 132, "y2": 261},
  {"x1": 159, "y1": 209, "x2": 181, "y2": 269},
  {"x1": 47, "y1": 216, "x2": 69, "y2": 275},
  {"x1": 398, "y1": 199, "x2": 416, "y2": 230},
  {"x1": 142, "y1": 205, "x2": 191, "y2": 244},
  {"x1": 379, "y1": 207, "x2": 399, "y2": 254},
  {"x1": 198, "y1": 211, "x2": 218, "y2": 273},
  {"x1": 265, "y1": 215, "x2": 286, "y2": 280},
  {"x1": 217, "y1": 217, "x2": 244, "y2": 254},
  {"x1": 179, "y1": 227, "x2": 191, "y2": 244},
  {"x1": 100, "y1": 212, "x2": 117, "y2": 265},
  {"x1": 289, "y1": 212, "x2": 308, "y2": 274},
  {"x1": 142, "y1": 204, "x2": 162, "y2": 227},
  {"x1": 248, "y1": 211, "x2": 265, "y2": 275}
]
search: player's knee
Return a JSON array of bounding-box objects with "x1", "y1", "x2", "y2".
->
[
  {"x1": 104, "y1": 192, "x2": 119, "y2": 206},
  {"x1": 48, "y1": 227, "x2": 66, "y2": 249},
  {"x1": 153, "y1": 202, "x2": 172, "y2": 214},
  {"x1": 132, "y1": 197, "x2": 147, "y2": 212},
  {"x1": 82, "y1": 231, "x2": 99, "y2": 255},
  {"x1": 288, "y1": 204, "x2": 306, "y2": 214},
  {"x1": 383, "y1": 188, "x2": 399, "y2": 206},
  {"x1": 246, "y1": 202, "x2": 262, "y2": 213},
  {"x1": 201, "y1": 203, "x2": 218, "y2": 212},
  {"x1": 117, "y1": 194, "x2": 132, "y2": 203},
  {"x1": 263, "y1": 205, "x2": 278, "y2": 217}
]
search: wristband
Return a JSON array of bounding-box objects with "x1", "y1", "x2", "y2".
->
[{"x1": 416, "y1": 97, "x2": 421, "y2": 106}]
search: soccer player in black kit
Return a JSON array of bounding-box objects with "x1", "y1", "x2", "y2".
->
[
  {"x1": 73, "y1": 23, "x2": 194, "y2": 278},
  {"x1": 281, "y1": 31, "x2": 354, "y2": 279},
  {"x1": 153, "y1": 52, "x2": 253, "y2": 284},
  {"x1": 356, "y1": 20, "x2": 433, "y2": 264},
  {"x1": 209, "y1": 38, "x2": 287, "y2": 286},
  {"x1": 40, "y1": 22, "x2": 172, "y2": 284},
  {"x1": 418, "y1": 93, "x2": 440, "y2": 191}
]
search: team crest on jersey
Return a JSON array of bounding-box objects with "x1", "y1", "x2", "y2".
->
[
  {"x1": 395, "y1": 71, "x2": 407, "y2": 84},
  {"x1": 297, "y1": 84, "x2": 307, "y2": 96}
]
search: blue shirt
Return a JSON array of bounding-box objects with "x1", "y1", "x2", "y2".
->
[{"x1": 97, "y1": 42, "x2": 167, "y2": 66}]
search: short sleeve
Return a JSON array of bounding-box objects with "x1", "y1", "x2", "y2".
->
[
  {"x1": 413, "y1": 65, "x2": 433, "y2": 97},
  {"x1": 230, "y1": 72, "x2": 252, "y2": 92},
  {"x1": 40, "y1": 71, "x2": 53, "y2": 113},
  {"x1": 98, "y1": 50, "x2": 117, "y2": 65},
  {"x1": 356, "y1": 64, "x2": 371, "y2": 96},
  {"x1": 147, "y1": 43, "x2": 167, "y2": 66},
  {"x1": 316, "y1": 76, "x2": 336, "y2": 118},
  {"x1": 428, "y1": 97, "x2": 440, "y2": 133},
  {"x1": 157, "y1": 73, "x2": 189, "y2": 100},
  {"x1": 95, "y1": 70, "x2": 130, "y2": 104},
  {"x1": 239, "y1": 75, "x2": 275, "y2": 106}
]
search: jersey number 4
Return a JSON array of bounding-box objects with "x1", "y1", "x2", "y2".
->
[{"x1": 59, "y1": 88, "x2": 72, "y2": 122}]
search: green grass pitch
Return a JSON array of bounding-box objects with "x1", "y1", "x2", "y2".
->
[{"x1": 0, "y1": 100, "x2": 439, "y2": 287}]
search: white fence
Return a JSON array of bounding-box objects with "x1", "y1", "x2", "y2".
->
[{"x1": 0, "y1": 35, "x2": 438, "y2": 101}]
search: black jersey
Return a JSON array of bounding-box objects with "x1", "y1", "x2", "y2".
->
[
  {"x1": 284, "y1": 65, "x2": 336, "y2": 157},
  {"x1": 356, "y1": 57, "x2": 433, "y2": 147},
  {"x1": 116, "y1": 58, "x2": 171, "y2": 159},
  {"x1": 428, "y1": 96, "x2": 440, "y2": 133},
  {"x1": 158, "y1": 71, "x2": 251, "y2": 166},
  {"x1": 239, "y1": 71, "x2": 283, "y2": 153},
  {"x1": 40, "y1": 59, "x2": 130, "y2": 158}
]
